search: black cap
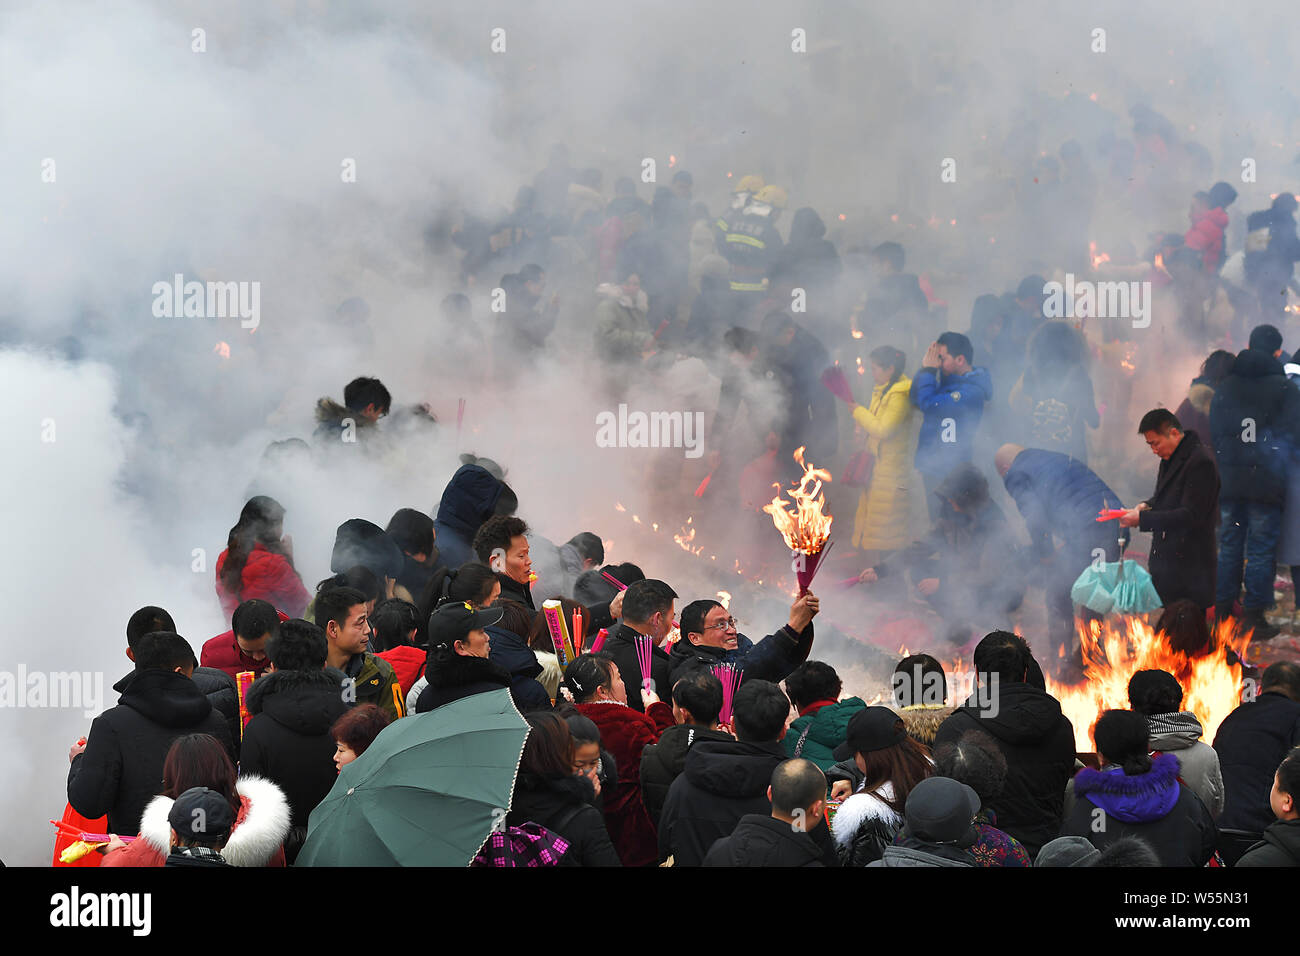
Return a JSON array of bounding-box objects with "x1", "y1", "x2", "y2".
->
[
  {"x1": 903, "y1": 777, "x2": 980, "y2": 845},
  {"x1": 428, "y1": 601, "x2": 504, "y2": 651},
  {"x1": 831, "y1": 706, "x2": 907, "y2": 761},
  {"x1": 168, "y1": 787, "x2": 235, "y2": 841}
]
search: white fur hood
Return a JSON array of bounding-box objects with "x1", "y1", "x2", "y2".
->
[
  {"x1": 831, "y1": 783, "x2": 901, "y2": 848},
  {"x1": 138, "y1": 775, "x2": 291, "y2": 867}
]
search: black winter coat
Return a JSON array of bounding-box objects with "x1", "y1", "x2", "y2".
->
[
  {"x1": 193, "y1": 666, "x2": 242, "y2": 761},
  {"x1": 239, "y1": 669, "x2": 349, "y2": 831},
  {"x1": 1059, "y1": 754, "x2": 1217, "y2": 867},
  {"x1": 506, "y1": 772, "x2": 623, "y2": 867},
  {"x1": 1236, "y1": 819, "x2": 1300, "y2": 866},
  {"x1": 933, "y1": 681, "x2": 1076, "y2": 856},
  {"x1": 602, "y1": 623, "x2": 672, "y2": 713},
  {"x1": 702, "y1": 813, "x2": 826, "y2": 867},
  {"x1": 640, "y1": 723, "x2": 735, "y2": 826},
  {"x1": 1213, "y1": 691, "x2": 1300, "y2": 831},
  {"x1": 1137, "y1": 430, "x2": 1220, "y2": 609},
  {"x1": 667, "y1": 623, "x2": 814, "y2": 689},
  {"x1": 486, "y1": 623, "x2": 551, "y2": 713},
  {"x1": 67, "y1": 669, "x2": 236, "y2": 836},
  {"x1": 1209, "y1": 349, "x2": 1300, "y2": 504},
  {"x1": 415, "y1": 651, "x2": 515, "y2": 713},
  {"x1": 497, "y1": 573, "x2": 536, "y2": 611},
  {"x1": 658, "y1": 738, "x2": 787, "y2": 866}
]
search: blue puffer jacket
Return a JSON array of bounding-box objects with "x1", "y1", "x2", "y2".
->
[
  {"x1": 433, "y1": 465, "x2": 506, "y2": 568},
  {"x1": 1002, "y1": 449, "x2": 1127, "y2": 560},
  {"x1": 910, "y1": 366, "x2": 994, "y2": 476}
]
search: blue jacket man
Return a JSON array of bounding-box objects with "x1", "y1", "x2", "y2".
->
[{"x1": 910, "y1": 332, "x2": 993, "y2": 518}]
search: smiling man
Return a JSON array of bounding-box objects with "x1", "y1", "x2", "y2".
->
[
  {"x1": 316, "y1": 585, "x2": 403, "y2": 720},
  {"x1": 1119, "y1": 408, "x2": 1220, "y2": 611},
  {"x1": 668, "y1": 592, "x2": 819, "y2": 689}
]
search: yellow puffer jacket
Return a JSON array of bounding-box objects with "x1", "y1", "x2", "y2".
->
[{"x1": 851, "y1": 375, "x2": 916, "y2": 551}]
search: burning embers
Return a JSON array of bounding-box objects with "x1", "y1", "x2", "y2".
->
[
  {"x1": 763, "y1": 447, "x2": 833, "y2": 593},
  {"x1": 1044, "y1": 615, "x2": 1253, "y2": 752}
]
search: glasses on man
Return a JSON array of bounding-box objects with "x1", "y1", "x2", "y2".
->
[{"x1": 703, "y1": 616, "x2": 738, "y2": 631}]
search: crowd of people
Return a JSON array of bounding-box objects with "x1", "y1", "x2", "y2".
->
[{"x1": 59, "y1": 107, "x2": 1300, "y2": 867}]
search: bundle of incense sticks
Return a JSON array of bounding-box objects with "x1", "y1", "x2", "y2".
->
[
  {"x1": 542, "y1": 600, "x2": 575, "y2": 668},
  {"x1": 600, "y1": 570, "x2": 627, "y2": 590},
  {"x1": 634, "y1": 635, "x2": 654, "y2": 691},
  {"x1": 712, "y1": 663, "x2": 742, "y2": 725},
  {"x1": 589, "y1": 627, "x2": 609, "y2": 653},
  {"x1": 572, "y1": 606, "x2": 586, "y2": 656},
  {"x1": 235, "y1": 671, "x2": 255, "y2": 737}
]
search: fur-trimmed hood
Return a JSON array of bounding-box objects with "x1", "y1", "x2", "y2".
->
[
  {"x1": 900, "y1": 705, "x2": 954, "y2": 746},
  {"x1": 137, "y1": 775, "x2": 290, "y2": 867},
  {"x1": 831, "y1": 783, "x2": 901, "y2": 848},
  {"x1": 315, "y1": 397, "x2": 375, "y2": 428},
  {"x1": 1186, "y1": 381, "x2": 1215, "y2": 415},
  {"x1": 1073, "y1": 752, "x2": 1182, "y2": 824}
]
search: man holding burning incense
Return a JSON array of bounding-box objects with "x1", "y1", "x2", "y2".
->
[
  {"x1": 1119, "y1": 408, "x2": 1219, "y2": 611},
  {"x1": 667, "y1": 593, "x2": 818, "y2": 688}
]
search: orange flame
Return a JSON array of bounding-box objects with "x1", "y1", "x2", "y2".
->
[
  {"x1": 213, "y1": 342, "x2": 230, "y2": 359},
  {"x1": 716, "y1": 590, "x2": 732, "y2": 610},
  {"x1": 674, "y1": 517, "x2": 704, "y2": 556},
  {"x1": 1044, "y1": 616, "x2": 1252, "y2": 752},
  {"x1": 1089, "y1": 241, "x2": 1111, "y2": 270},
  {"x1": 762, "y1": 447, "x2": 833, "y2": 554}
]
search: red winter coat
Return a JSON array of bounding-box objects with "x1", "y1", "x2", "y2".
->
[
  {"x1": 576, "y1": 700, "x2": 674, "y2": 867},
  {"x1": 376, "y1": 646, "x2": 427, "y2": 698},
  {"x1": 215, "y1": 543, "x2": 310, "y2": 619},
  {"x1": 201, "y1": 609, "x2": 289, "y2": 679},
  {"x1": 1184, "y1": 207, "x2": 1229, "y2": 274}
]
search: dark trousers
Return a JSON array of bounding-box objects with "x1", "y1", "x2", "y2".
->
[{"x1": 1216, "y1": 498, "x2": 1283, "y2": 611}]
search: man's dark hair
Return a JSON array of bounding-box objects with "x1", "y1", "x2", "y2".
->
[
  {"x1": 1137, "y1": 407, "x2": 1181, "y2": 435},
  {"x1": 934, "y1": 730, "x2": 1007, "y2": 806},
  {"x1": 385, "y1": 508, "x2": 435, "y2": 556},
  {"x1": 1249, "y1": 324, "x2": 1283, "y2": 355},
  {"x1": 671, "y1": 671, "x2": 724, "y2": 726},
  {"x1": 1127, "y1": 669, "x2": 1184, "y2": 716},
  {"x1": 723, "y1": 326, "x2": 759, "y2": 356},
  {"x1": 1262, "y1": 661, "x2": 1300, "y2": 701},
  {"x1": 770, "y1": 758, "x2": 827, "y2": 816},
  {"x1": 784, "y1": 661, "x2": 842, "y2": 710},
  {"x1": 566, "y1": 532, "x2": 605, "y2": 566},
  {"x1": 871, "y1": 241, "x2": 905, "y2": 272},
  {"x1": 267, "y1": 619, "x2": 328, "y2": 671},
  {"x1": 127, "y1": 606, "x2": 177, "y2": 650},
  {"x1": 936, "y1": 331, "x2": 974, "y2": 364},
  {"x1": 732, "y1": 679, "x2": 790, "y2": 743},
  {"x1": 135, "y1": 632, "x2": 197, "y2": 672},
  {"x1": 621, "y1": 579, "x2": 678, "y2": 625},
  {"x1": 1277, "y1": 747, "x2": 1300, "y2": 801},
  {"x1": 679, "y1": 599, "x2": 723, "y2": 642},
  {"x1": 972, "y1": 630, "x2": 1031, "y2": 684},
  {"x1": 315, "y1": 586, "x2": 368, "y2": 633},
  {"x1": 231, "y1": 599, "x2": 280, "y2": 643},
  {"x1": 370, "y1": 599, "x2": 420, "y2": 652},
  {"x1": 892, "y1": 653, "x2": 948, "y2": 707},
  {"x1": 317, "y1": 567, "x2": 382, "y2": 605},
  {"x1": 472, "y1": 515, "x2": 530, "y2": 563},
  {"x1": 1016, "y1": 274, "x2": 1047, "y2": 303},
  {"x1": 342, "y1": 376, "x2": 391, "y2": 414}
]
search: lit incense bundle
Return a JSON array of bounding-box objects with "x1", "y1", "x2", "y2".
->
[
  {"x1": 236, "y1": 671, "x2": 255, "y2": 737},
  {"x1": 571, "y1": 606, "x2": 586, "y2": 656},
  {"x1": 763, "y1": 446, "x2": 835, "y2": 594},
  {"x1": 634, "y1": 635, "x2": 654, "y2": 692},
  {"x1": 712, "y1": 663, "x2": 742, "y2": 725},
  {"x1": 542, "y1": 600, "x2": 575, "y2": 668}
]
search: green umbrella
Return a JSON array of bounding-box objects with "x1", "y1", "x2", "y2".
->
[{"x1": 296, "y1": 688, "x2": 528, "y2": 867}]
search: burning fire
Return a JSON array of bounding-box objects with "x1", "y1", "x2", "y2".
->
[
  {"x1": 674, "y1": 517, "x2": 704, "y2": 556},
  {"x1": 716, "y1": 590, "x2": 731, "y2": 610},
  {"x1": 1089, "y1": 241, "x2": 1111, "y2": 270},
  {"x1": 1044, "y1": 616, "x2": 1251, "y2": 752},
  {"x1": 762, "y1": 447, "x2": 833, "y2": 554},
  {"x1": 213, "y1": 341, "x2": 231, "y2": 359}
]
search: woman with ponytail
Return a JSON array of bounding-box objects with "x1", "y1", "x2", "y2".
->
[
  {"x1": 561, "y1": 653, "x2": 673, "y2": 867},
  {"x1": 215, "y1": 496, "x2": 309, "y2": 618},
  {"x1": 850, "y1": 345, "x2": 916, "y2": 558},
  {"x1": 1060, "y1": 709, "x2": 1216, "y2": 866}
]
